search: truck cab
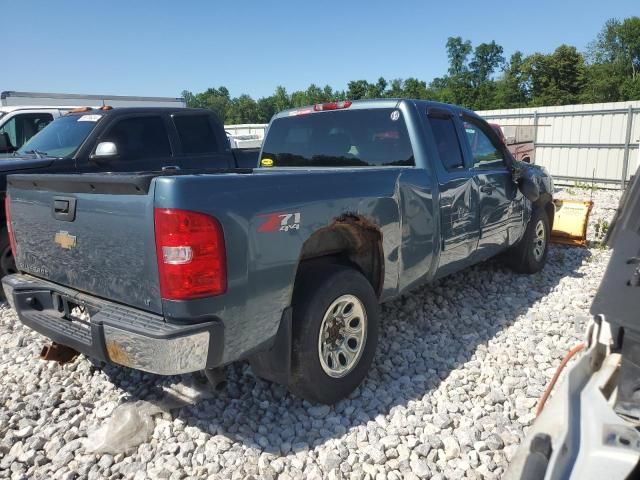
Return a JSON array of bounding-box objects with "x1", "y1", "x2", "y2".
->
[{"x1": 0, "y1": 90, "x2": 188, "y2": 153}]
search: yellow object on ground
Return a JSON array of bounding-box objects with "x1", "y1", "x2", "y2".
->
[{"x1": 550, "y1": 199, "x2": 594, "y2": 246}]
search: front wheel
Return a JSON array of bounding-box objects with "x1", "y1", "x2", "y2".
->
[
  {"x1": 506, "y1": 208, "x2": 550, "y2": 274},
  {"x1": 289, "y1": 264, "x2": 379, "y2": 404}
]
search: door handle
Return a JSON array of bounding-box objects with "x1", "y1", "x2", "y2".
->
[
  {"x1": 480, "y1": 185, "x2": 494, "y2": 194},
  {"x1": 52, "y1": 196, "x2": 77, "y2": 221},
  {"x1": 54, "y1": 200, "x2": 69, "y2": 213}
]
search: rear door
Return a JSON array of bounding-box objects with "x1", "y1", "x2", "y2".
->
[
  {"x1": 461, "y1": 116, "x2": 522, "y2": 257},
  {"x1": 87, "y1": 114, "x2": 175, "y2": 172},
  {"x1": 426, "y1": 107, "x2": 480, "y2": 276},
  {"x1": 170, "y1": 113, "x2": 233, "y2": 169}
]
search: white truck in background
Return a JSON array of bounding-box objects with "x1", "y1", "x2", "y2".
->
[
  {"x1": 0, "y1": 91, "x2": 185, "y2": 153},
  {"x1": 224, "y1": 123, "x2": 267, "y2": 149}
]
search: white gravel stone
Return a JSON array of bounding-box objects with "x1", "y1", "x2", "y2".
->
[{"x1": 0, "y1": 187, "x2": 619, "y2": 478}]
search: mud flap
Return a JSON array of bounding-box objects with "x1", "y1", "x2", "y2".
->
[
  {"x1": 248, "y1": 307, "x2": 292, "y2": 386},
  {"x1": 551, "y1": 199, "x2": 594, "y2": 247}
]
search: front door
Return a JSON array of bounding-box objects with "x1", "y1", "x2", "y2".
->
[
  {"x1": 90, "y1": 114, "x2": 175, "y2": 172},
  {"x1": 461, "y1": 117, "x2": 522, "y2": 258}
]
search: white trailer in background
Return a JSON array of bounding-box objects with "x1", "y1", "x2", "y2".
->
[
  {"x1": 0, "y1": 91, "x2": 185, "y2": 108},
  {"x1": 0, "y1": 91, "x2": 185, "y2": 152}
]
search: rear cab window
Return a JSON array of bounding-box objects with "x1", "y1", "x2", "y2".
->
[{"x1": 261, "y1": 108, "x2": 414, "y2": 167}]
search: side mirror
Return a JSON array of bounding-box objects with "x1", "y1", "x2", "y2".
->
[
  {"x1": 518, "y1": 176, "x2": 540, "y2": 202},
  {"x1": 91, "y1": 141, "x2": 118, "y2": 164}
]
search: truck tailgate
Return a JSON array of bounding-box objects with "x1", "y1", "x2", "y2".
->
[{"x1": 7, "y1": 174, "x2": 162, "y2": 314}]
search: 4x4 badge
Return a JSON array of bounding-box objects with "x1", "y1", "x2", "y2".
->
[{"x1": 54, "y1": 231, "x2": 77, "y2": 249}]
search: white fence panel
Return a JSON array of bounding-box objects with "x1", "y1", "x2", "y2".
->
[{"x1": 478, "y1": 101, "x2": 640, "y2": 187}]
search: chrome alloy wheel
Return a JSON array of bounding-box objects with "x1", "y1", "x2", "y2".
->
[
  {"x1": 318, "y1": 294, "x2": 367, "y2": 378},
  {"x1": 533, "y1": 219, "x2": 546, "y2": 261}
]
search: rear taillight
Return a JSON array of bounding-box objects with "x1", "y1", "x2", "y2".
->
[
  {"x1": 154, "y1": 208, "x2": 226, "y2": 300},
  {"x1": 313, "y1": 100, "x2": 352, "y2": 111},
  {"x1": 4, "y1": 196, "x2": 17, "y2": 257}
]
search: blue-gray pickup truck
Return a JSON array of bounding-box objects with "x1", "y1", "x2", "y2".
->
[{"x1": 3, "y1": 99, "x2": 554, "y2": 404}]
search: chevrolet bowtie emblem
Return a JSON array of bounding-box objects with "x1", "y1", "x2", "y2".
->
[{"x1": 54, "y1": 231, "x2": 77, "y2": 250}]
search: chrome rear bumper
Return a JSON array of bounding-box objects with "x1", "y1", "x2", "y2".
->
[{"x1": 2, "y1": 274, "x2": 223, "y2": 375}]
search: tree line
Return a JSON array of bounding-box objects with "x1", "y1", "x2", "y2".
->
[{"x1": 182, "y1": 17, "x2": 640, "y2": 124}]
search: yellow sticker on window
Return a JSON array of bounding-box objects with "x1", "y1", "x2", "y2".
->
[{"x1": 261, "y1": 158, "x2": 274, "y2": 167}]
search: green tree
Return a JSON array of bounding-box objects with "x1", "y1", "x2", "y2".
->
[
  {"x1": 586, "y1": 17, "x2": 640, "y2": 100},
  {"x1": 272, "y1": 86, "x2": 292, "y2": 112},
  {"x1": 446, "y1": 37, "x2": 472, "y2": 75},
  {"x1": 470, "y1": 41, "x2": 505, "y2": 85},
  {"x1": 347, "y1": 80, "x2": 370, "y2": 100},
  {"x1": 524, "y1": 45, "x2": 586, "y2": 106},
  {"x1": 403, "y1": 78, "x2": 430, "y2": 99},
  {"x1": 494, "y1": 51, "x2": 528, "y2": 107}
]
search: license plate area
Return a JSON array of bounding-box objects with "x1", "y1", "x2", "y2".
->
[{"x1": 51, "y1": 293, "x2": 98, "y2": 330}]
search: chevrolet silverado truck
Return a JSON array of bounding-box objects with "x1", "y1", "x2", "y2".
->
[
  {"x1": 0, "y1": 106, "x2": 259, "y2": 279},
  {"x1": 3, "y1": 99, "x2": 554, "y2": 404}
]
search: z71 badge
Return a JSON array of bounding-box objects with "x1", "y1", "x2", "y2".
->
[{"x1": 258, "y1": 212, "x2": 301, "y2": 233}]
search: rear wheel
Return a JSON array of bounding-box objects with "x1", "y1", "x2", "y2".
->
[
  {"x1": 290, "y1": 264, "x2": 379, "y2": 404},
  {"x1": 506, "y1": 208, "x2": 550, "y2": 274}
]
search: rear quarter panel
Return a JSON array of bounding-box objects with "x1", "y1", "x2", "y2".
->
[{"x1": 155, "y1": 167, "x2": 433, "y2": 363}]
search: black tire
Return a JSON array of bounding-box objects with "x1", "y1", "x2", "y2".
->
[
  {"x1": 506, "y1": 207, "x2": 550, "y2": 274},
  {"x1": 289, "y1": 264, "x2": 379, "y2": 404}
]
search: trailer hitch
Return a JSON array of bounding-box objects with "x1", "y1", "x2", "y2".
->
[{"x1": 40, "y1": 342, "x2": 79, "y2": 365}]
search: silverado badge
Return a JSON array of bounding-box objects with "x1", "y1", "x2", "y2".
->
[{"x1": 54, "y1": 231, "x2": 77, "y2": 250}]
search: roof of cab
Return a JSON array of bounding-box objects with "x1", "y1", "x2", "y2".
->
[
  {"x1": 64, "y1": 107, "x2": 213, "y2": 118},
  {"x1": 273, "y1": 98, "x2": 480, "y2": 121}
]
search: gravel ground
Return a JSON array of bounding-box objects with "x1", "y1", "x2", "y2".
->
[{"x1": 0, "y1": 187, "x2": 622, "y2": 480}]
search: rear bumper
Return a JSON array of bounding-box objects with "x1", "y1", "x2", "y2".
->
[{"x1": 2, "y1": 274, "x2": 224, "y2": 375}]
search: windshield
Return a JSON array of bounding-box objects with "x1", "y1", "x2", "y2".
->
[
  {"x1": 261, "y1": 108, "x2": 414, "y2": 167},
  {"x1": 17, "y1": 114, "x2": 100, "y2": 157}
]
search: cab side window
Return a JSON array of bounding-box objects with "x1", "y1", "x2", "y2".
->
[
  {"x1": 173, "y1": 115, "x2": 219, "y2": 154},
  {"x1": 102, "y1": 116, "x2": 171, "y2": 160},
  {"x1": 463, "y1": 120, "x2": 506, "y2": 170},
  {"x1": 429, "y1": 116, "x2": 465, "y2": 171}
]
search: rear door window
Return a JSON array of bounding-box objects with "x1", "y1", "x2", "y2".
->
[
  {"x1": 429, "y1": 117, "x2": 465, "y2": 171},
  {"x1": 261, "y1": 108, "x2": 414, "y2": 167},
  {"x1": 102, "y1": 116, "x2": 171, "y2": 160},
  {"x1": 173, "y1": 115, "x2": 219, "y2": 154}
]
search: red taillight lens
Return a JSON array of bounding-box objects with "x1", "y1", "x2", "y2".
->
[
  {"x1": 313, "y1": 100, "x2": 352, "y2": 111},
  {"x1": 4, "y1": 196, "x2": 17, "y2": 257},
  {"x1": 154, "y1": 208, "x2": 226, "y2": 300}
]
